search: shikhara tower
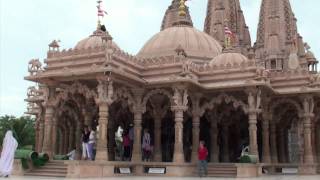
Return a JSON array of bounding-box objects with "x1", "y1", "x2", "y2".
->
[{"x1": 24, "y1": 0, "x2": 320, "y2": 178}]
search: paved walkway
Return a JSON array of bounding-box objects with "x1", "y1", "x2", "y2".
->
[{"x1": 10, "y1": 175, "x2": 320, "y2": 180}]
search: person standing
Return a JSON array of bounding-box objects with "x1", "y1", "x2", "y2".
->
[
  {"x1": 198, "y1": 141, "x2": 208, "y2": 177},
  {"x1": 81, "y1": 126, "x2": 90, "y2": 160},
  {"x1": 142, "y1": 129, "x2": 151, "y2": 161},
  {"x1": 122, "y1": 131, "x2": 131, "y2": 161},
  {"x1": 0, "y1": 130, "x2": 18, "y2": 177},
  {"x1": 128, "y1": 124, "x2": 134, "y2": 160},
  {"x1": 87, "y1": 126, "x2": 96, "y2": 160}
]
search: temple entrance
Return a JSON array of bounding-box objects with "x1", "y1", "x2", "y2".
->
[
  {"x1": 143, "y1": 93, "x2": 173, "y2": 162},
  {"x1": 202, "y1": 101, "x2": 249, "y2": 163},
  {"x1": 272, "y1": 101, "x2": 301, "y2": 163}
]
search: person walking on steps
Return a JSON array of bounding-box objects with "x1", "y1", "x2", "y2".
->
[{"x1": 198, "y1": 141, "x2": 208, "y2": 177}]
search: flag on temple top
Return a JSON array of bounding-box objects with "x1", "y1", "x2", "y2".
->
[{"x1": 97, "y1": 1, "x2": 108, "y2": 17}]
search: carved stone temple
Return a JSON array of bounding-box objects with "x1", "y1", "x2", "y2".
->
[{"x1": 24, "y1": 0, "x2": 320, "y2": 178}]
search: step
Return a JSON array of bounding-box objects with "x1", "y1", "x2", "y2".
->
[
  {"x1": 29, "y1": 169, "x2": 67, "y2": 174},
  {"x1": 24, "y1": 173, "x2": 66, "y2": 178}
]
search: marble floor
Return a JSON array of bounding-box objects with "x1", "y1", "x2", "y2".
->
[{"x1": 9, "y1": 176, "x2": 320, "y2": 180}]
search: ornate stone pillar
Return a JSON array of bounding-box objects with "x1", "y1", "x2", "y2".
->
[
  {"x1": 68, "y1": 125, "x2": 74, "y2": 151},
  {"x1": 222, "y1": 125, "x2": 229, "y2": 162},
  {"x1": 95, "y1": 101, "x2": 109, "y2": 161},
  {"x1": 262, "y1": 118, "x2": 271, "y2": 163},
  {"x1": 75, "y1": 121, "x2": 83, "y2": 160},
  {"x1": 38, "y1": 120, "x2": 44, "y2": 152},
  {"x1": 302, "y1": 96, "x2": 315, "y2": 164},
  {"x1": 59, "y1": 128, "x2": 65, "y2": 155},
  {"x1": 172, "y1": 107, "x2": 184, "y2": 163},
  {"x1": 154, "y1": 117, "x2": 162, "y2": 161},
  {"x1": 42, "y1": 105, "x2": 55, "y2": 157},
  {"x1": 132, "y1": 109, "x2": 143, "y2": 162},
  {"x1": 83, "y1": 108, "x2": 92, "y2": 127},
  {"x1": 35, "y1": 121, "x2": 40, "y2": 152},
  {"x1": 171, "y1": 88, "x2": 188, "y2": 163},
  {"x1": 64, "y1": 127, "x2": 69, "y2": 154},
  {"x1": 278, "y1": 129, "x2": 286, "y2": 163},
  {"x1": 191, "y1": 114, "x2": 200, "y2": 163},
  {"x1": 270, "y1": 122, "x2": 278, "y2": 163},
  {"x1": 247, "y1": 89, "x2": 260, "y2": 161},
  {"x1": 131, "y1": 89, "x2": 144, "y2": 162},
  {"x1": 210, "y1": 120, "x2": 219, "y2": 162},
  {"x1": 311, "y1": 122, "x2": 317, "y2": 163}
]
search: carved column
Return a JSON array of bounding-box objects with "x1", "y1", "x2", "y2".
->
[
  {"x1": 247, "y1": 90, "x2": 260, "y2": 161},
  {"x1": 191, "y1": 114, "x2": 200, "y2": 163},
  {"x1": 132, "y1": 89, "x2": 144, "y2": 162},
  {"x1": 64, "y1": 127, "x2": 69, "y2": 154},
  {"x1": 42, "y1": 105, "x2": 55, "y2": 157},
  {"x1": 270, "y1": 122, "x2": 278, "y2": 163},
  {"x1": 75, "y1": 121, "x2": 83, "y2": 160},
  {"x1": 222, "y1": 125, "x2": 230, "y2": 162},
  {"x1": 68, "y1": 125, "x2": 74, "y2": 151},
  {"x1": 38, "y1": 120, "x2": 44, "y2": 152},
  {"x1": 132, "y1": 109, "x2": 143, "y2": 161},
  {"x1": 311, "y1": 121, "x2": 317, "y2": 163},
  {"x1": 173, "y1": 107, "x2": 184, "y2": 163},
  {"x1": 95, "y1": 101, "x2": 109, "y2": 161},
  {"x1": 210, "y1": 120, "x2": 219, "y2": 162},
  {"x1": 59, "y1": 128, "x2": 64, "y2": 155},
  {"x1": 278, "y1": 129, "x2": 286, "y2": 163},
  {"x1": 154, "y1": 117, "x2": 162, "y2": 161},
  {"x1": 83, "y1": 108, "x2": 92, "y2": 127},
  {"x1": 302, "y1": 96, "x2": 315, "y2": 164},
  {"x1": 262, "y1": 114, "x2": 271, "y2": 163}
]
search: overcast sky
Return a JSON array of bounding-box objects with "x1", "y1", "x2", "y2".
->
[{"x1": 0, "y1": 0, "x2": 319, "y2": 117}]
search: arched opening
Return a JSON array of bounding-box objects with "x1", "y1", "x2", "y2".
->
[
  {"x1": 272, "y1": 102, "x2": 301, "y2": 163},
  {"x1": 143, "y1": 93, "x2": 173, "y2": 162},
  {"x1": 201, "y1": 101, "x2": 248, "y2": 163},
  {"x1": 108, "y1": 99, "x2": 134, "y2": 161}
]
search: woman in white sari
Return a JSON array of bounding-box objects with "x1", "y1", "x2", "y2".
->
[{"x1": 0, "y1": 131, "x2": 18, "y2": 177}]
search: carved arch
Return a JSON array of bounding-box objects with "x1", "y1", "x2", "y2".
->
[
  {"x1": 200, "y1": 93, "x2": 248, "y2": 116},
  {"x1": 142, "y1": 89, "x2": 173, "y2": 113},
  {"x1": 270, "y1": 98, "x2": 303, "y2": 118},
  {"x1": 113, "y1": 86, "x2": 135, "y2": 111},
  {"x1": 52, "y1": 82, "x2": 97, "y2": 108}
]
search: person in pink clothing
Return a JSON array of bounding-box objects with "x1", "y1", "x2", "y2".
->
[{"x1": 122, "y1": 131, "x2": 131, "y2": 161}]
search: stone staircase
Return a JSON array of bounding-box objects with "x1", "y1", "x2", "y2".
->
[
  {"x1": 24, "y1": 160, "x2": 67, "y2": 178},
  {"x1": 196, "y1": 164, "x2": 237, "y2": 177}
]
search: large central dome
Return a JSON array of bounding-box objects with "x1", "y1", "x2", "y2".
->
[{"x1": 137, "y1": 26, "x2": 222, "y2": 59}]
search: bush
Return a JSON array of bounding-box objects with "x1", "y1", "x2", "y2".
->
[{"x1": 239, "y1": 155, "x2": 251, "y2": 163}]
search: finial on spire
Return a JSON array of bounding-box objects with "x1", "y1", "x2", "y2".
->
[{"x1": 179, "y1": 0, "x2": 187, "y2": 17}]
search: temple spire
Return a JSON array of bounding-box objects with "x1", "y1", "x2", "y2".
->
[
  {"x1": 255, "y1": 0, "x2": 308, "y2": 70},
  {"x1": 161, "y1": 0, "x2": 193, "y2": 30},
  {"x1": 204, "y1": 0, "x2": 251, "y2": 55}
]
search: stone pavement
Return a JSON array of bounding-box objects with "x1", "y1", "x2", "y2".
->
[{"x1": 9, "y1": 175, "x2": 320, "y2": 180}]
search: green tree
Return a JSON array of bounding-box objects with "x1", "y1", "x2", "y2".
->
[{"x1": 0, "y1": 115, "x2": 35, "y2": 149}]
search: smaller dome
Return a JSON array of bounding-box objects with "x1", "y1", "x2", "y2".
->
[
  {"x1": 137, "y1": 26, "x2": 222, "y2": 59},
  {"x1": 75, "y1": 29, "x2": 119, "y2": 50},
  {"x1": 306, "y1": 51, "x2": 317, "y2": 62},
  {"x1": 209, "y1": 52, "x2": 249, "y2": 67}
]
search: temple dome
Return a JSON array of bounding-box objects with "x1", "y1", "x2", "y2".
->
[
  {"x1": 137, "y1": 26, "x2": 222, "y2": 59},
  {"x1": 209, "y1": 51, "x2": 249, "y2": 67},
  {"x1": 75, "y1": 29, "x2": 119, "y2": 50}
]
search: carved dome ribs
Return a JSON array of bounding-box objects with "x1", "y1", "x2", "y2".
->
[
  {"x1": 137, "y1": 26, "x2": 222, "y2": 60},
  {"x1": 75, "y1": 29, "x2": 119, "y2": 50},
  {"x1": 209, "y1": 52, "x2": 249, "y2": 67}
]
